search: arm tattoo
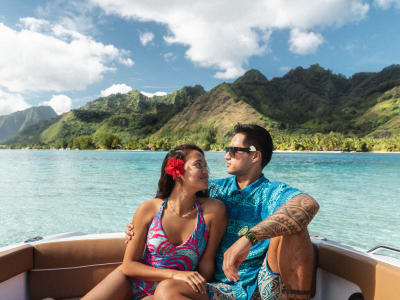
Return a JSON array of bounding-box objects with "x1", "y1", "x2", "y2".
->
[{"x1": 251, "y1": 194, "x2": 319, "y2": 241}]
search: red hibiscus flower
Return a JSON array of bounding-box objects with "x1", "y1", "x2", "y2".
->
[{"x1": 165, "y1": 157, "x2": 185, "y2": 179}]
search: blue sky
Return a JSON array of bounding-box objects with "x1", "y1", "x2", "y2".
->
[{"x1": 1, "y1": 0, "x2": 400, "y2": 115}]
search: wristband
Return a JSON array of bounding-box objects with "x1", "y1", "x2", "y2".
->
[{"x1": 238, "y1": 226, "x2": 258, "y2": 246}]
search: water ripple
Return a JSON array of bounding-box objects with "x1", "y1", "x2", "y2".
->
[{"x1": 0, "y1": 150, "x2": 399, "y2": 250}]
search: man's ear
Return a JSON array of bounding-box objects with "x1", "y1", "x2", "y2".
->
[{"x1": 251, "y1": 151, "x2": 262, "y2": 164}]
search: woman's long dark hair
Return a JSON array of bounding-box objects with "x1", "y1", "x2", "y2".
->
[{"x1": 155, "y1": 144, "x2": 204, "y2": 199}]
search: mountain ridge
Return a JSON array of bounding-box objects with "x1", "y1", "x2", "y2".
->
[
  {"x1": 7, "y1": 85, "x2": 205, "y2": 147},
  {"x1": 0, "y1": 106, "x2": 57, "y2": 142},
  {"x1": 4, "y1": 64, "x2": 400, "y2": 151}
]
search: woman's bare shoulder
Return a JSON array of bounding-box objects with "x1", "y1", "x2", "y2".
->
[
  {"x1": 198, "y1": 197, "x2": 226, "y2": 213},
  {"x1": 132, "y1": 198, "x2": 163, "y2": 222},
  {"x1": 199, "y1": 198, "x2": 227, "y2": 230},
  {"x1": 147, "y1": 197, "x2": 164, "y2": 208}
]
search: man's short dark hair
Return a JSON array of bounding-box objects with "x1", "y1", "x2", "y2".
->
[{"x1": 234, "y1": 123, "x2": 273, "y2": 169}]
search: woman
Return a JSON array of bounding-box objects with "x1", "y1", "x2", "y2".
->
[{"x1": 83, "y1": 144, "x2": 227, "y2": 300}]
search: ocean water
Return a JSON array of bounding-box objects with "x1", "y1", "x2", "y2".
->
[{"x1": 0, "y1": 150, "x2": 399, "y2": 251}]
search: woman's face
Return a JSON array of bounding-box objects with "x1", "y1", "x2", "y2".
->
[{"x1": 181, "y1": 150, "x2": 209, "y2": 192}]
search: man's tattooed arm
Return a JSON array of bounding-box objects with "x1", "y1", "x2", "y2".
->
[{"x1": 251, "y1": 194, "x2": 319, "y2": 241}]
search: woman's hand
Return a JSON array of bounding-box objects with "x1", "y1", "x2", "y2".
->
[
  {"x1": 125, "y1": 222, "x2": 134, "y2": 244},
  {"x1": 171, "y1": 270, "x2": 207, "y2": 294}
]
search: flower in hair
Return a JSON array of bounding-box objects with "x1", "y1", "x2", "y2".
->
[{"x1": 165, "y1": 157, "x2": 185, "y2": 179}]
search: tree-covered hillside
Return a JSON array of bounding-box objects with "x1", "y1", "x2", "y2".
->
[
  {"x1": 146, "y1": 65, "x2": 400, "y2": 151},
  {"x1": 5, "y1": 65, "x2": 400, "y2": 151},
  {"x1": 7, "y1": 85, "x2": 205, "y2": 148},
  {"x1": 231, "y1": 64, "x2": 400, "y2": 134}
]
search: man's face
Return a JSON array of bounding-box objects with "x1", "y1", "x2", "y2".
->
[{"x1": 225, "y1": 133, "x2": 254, "y2": 175}]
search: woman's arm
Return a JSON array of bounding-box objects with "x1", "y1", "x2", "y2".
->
[{"x1": 198, "y1": 198, "x2": 227, "y2": 282}]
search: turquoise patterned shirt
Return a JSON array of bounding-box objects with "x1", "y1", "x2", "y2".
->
[{"x1": 209, "y1": 174, "x2": 302, "y2": 300}]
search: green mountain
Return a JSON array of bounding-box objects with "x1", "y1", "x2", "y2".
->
[
  {"x1": 0, "y1": 106, "x2": 57, "y2": 142},
  {"x1": 8, "y1": 85, "x2": 205, "y2": 147},
  {"x1": 152, "y1": 65, "x2": 400, "y2": 148},
  {"x1": 230, "y1": 64, "x2": 400, "y2": 135},
  {"x1": 355, "y1": 86, "x2": 400, "y2": 138},
  {"x1": 6, "y1": 64, "x2": 400, "y2": 151},
  {"x1": 152, "y1": 82, "x2": 271, "y2": 150}
]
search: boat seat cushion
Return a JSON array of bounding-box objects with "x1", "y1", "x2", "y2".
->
[
  {"x1": 29, "y1": 238, "x2": 125, "y2": 300},
  {"x1": 318, "y1": 243, "x2": 400, "y2": 300}
]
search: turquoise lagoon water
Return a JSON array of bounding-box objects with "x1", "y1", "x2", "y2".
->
[{"x1": 0, "y1": 150, "x2": 399, "y2": 250}]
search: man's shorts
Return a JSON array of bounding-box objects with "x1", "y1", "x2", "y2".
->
[{"x1": 206, "y1": 253, "x2": 282, "y2": 300}]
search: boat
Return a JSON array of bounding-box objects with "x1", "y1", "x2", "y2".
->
[{"x1": 1, "y1": 233, "x2": 399, "y2": 300}]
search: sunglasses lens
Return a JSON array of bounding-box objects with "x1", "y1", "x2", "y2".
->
[{"x1": 225, "y1": 147, "x2": 236, "y2": 156}]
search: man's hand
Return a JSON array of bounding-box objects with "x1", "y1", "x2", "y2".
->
[
  {"x1": 125, "y1": 222, "x2": 134, "y2": 244},
  {"x1": 222, "y1": 237, "x2": 252, "y2": 282}
]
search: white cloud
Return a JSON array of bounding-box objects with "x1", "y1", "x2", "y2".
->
[
  {"x1": 19, "y1": 17, "x2": 49, "y2": 31},
  {"x1": 42, "y1": 95, "x2": 72, "y2": 115},
  {"x1": 101, "y1": 84, "x2": 133, "y2": 97},
  {"x1": 0, "y1": 90, "x2": 31, "y2": 116},
  {"x1": 35, "y1": 0, "x2": 99, "y2": 36},
  {"x1": 289, "y1": 29, "x2": 324, "y2": 55},
  {"x1": 163, "y1": 52, "x2": 176, "y2": 62},
  {"x1": 91, "y1": 0, "x2": 369, "y2": 79},
  {"x1": 140, "y1": 91, "x2": 168, "y2": 97},
  {"x1": 118, "y1": 56, "x2": 134, "y2": 67},
  {"x1": 140, "y1": 31, "x2": 154, "y2": 46},
  {"x1": 374, "y1": 0, "x2": 400, "y2": 9},
  {"x1": 0, "y1": 18, "x2": 134, "y2": 93},
  {"x1": 280, "y1": 66, "x2": 291, "y2": 72}
]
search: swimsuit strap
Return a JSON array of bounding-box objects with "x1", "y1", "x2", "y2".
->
[
  {"x1": 162, "y1": 198, "x2": 168, "y2": 208},
  {"x1": 161, "y1": 197, "x2": 169, "y2": 211},
  {"x1": 152, "y1": 198, "x2": 168, "y2": 223},
  {"x1": 194, "y1": 199, "x2": 204, "y2": 223},
  {"x1": 193, "y1": 199, "x2": 207, "y2": 237}
]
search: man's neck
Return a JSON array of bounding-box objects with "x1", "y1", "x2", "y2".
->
[{"x1": 236, "y1": 172, "x2": 263, "y2": 190}]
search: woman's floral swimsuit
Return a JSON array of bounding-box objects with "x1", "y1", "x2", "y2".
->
[{"x1": 131, "y1": 199, "x2": 208, "y2": 299}]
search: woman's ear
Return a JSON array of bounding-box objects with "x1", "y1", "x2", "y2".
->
[{"x1": 176, "y1": 174, "x2": 185, "y2": 184}]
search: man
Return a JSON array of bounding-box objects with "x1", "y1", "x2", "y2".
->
[{"x1": 128, "y1": 124, "x2": 319, "y2": 300}]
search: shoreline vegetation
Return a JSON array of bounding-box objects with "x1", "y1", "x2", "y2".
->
[
  {"x1": 1, "y1": 148, "x2": 400, "y2": 154},
  {"x1": 1, "y1": 131, "x2": 399, "y2": 152}
]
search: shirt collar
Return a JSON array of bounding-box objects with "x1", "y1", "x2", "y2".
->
[{"x1": 230, "y1": 174, "x2": 268, "y2": 196}]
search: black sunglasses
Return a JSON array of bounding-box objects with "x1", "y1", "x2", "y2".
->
[{"x1": 225, "y1": 146, "x2": 257, "y2": 156}]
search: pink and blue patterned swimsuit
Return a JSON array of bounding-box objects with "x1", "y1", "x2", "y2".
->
[{"x1": 131, "y1": 199, "x2": 209, "y2": 299}]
